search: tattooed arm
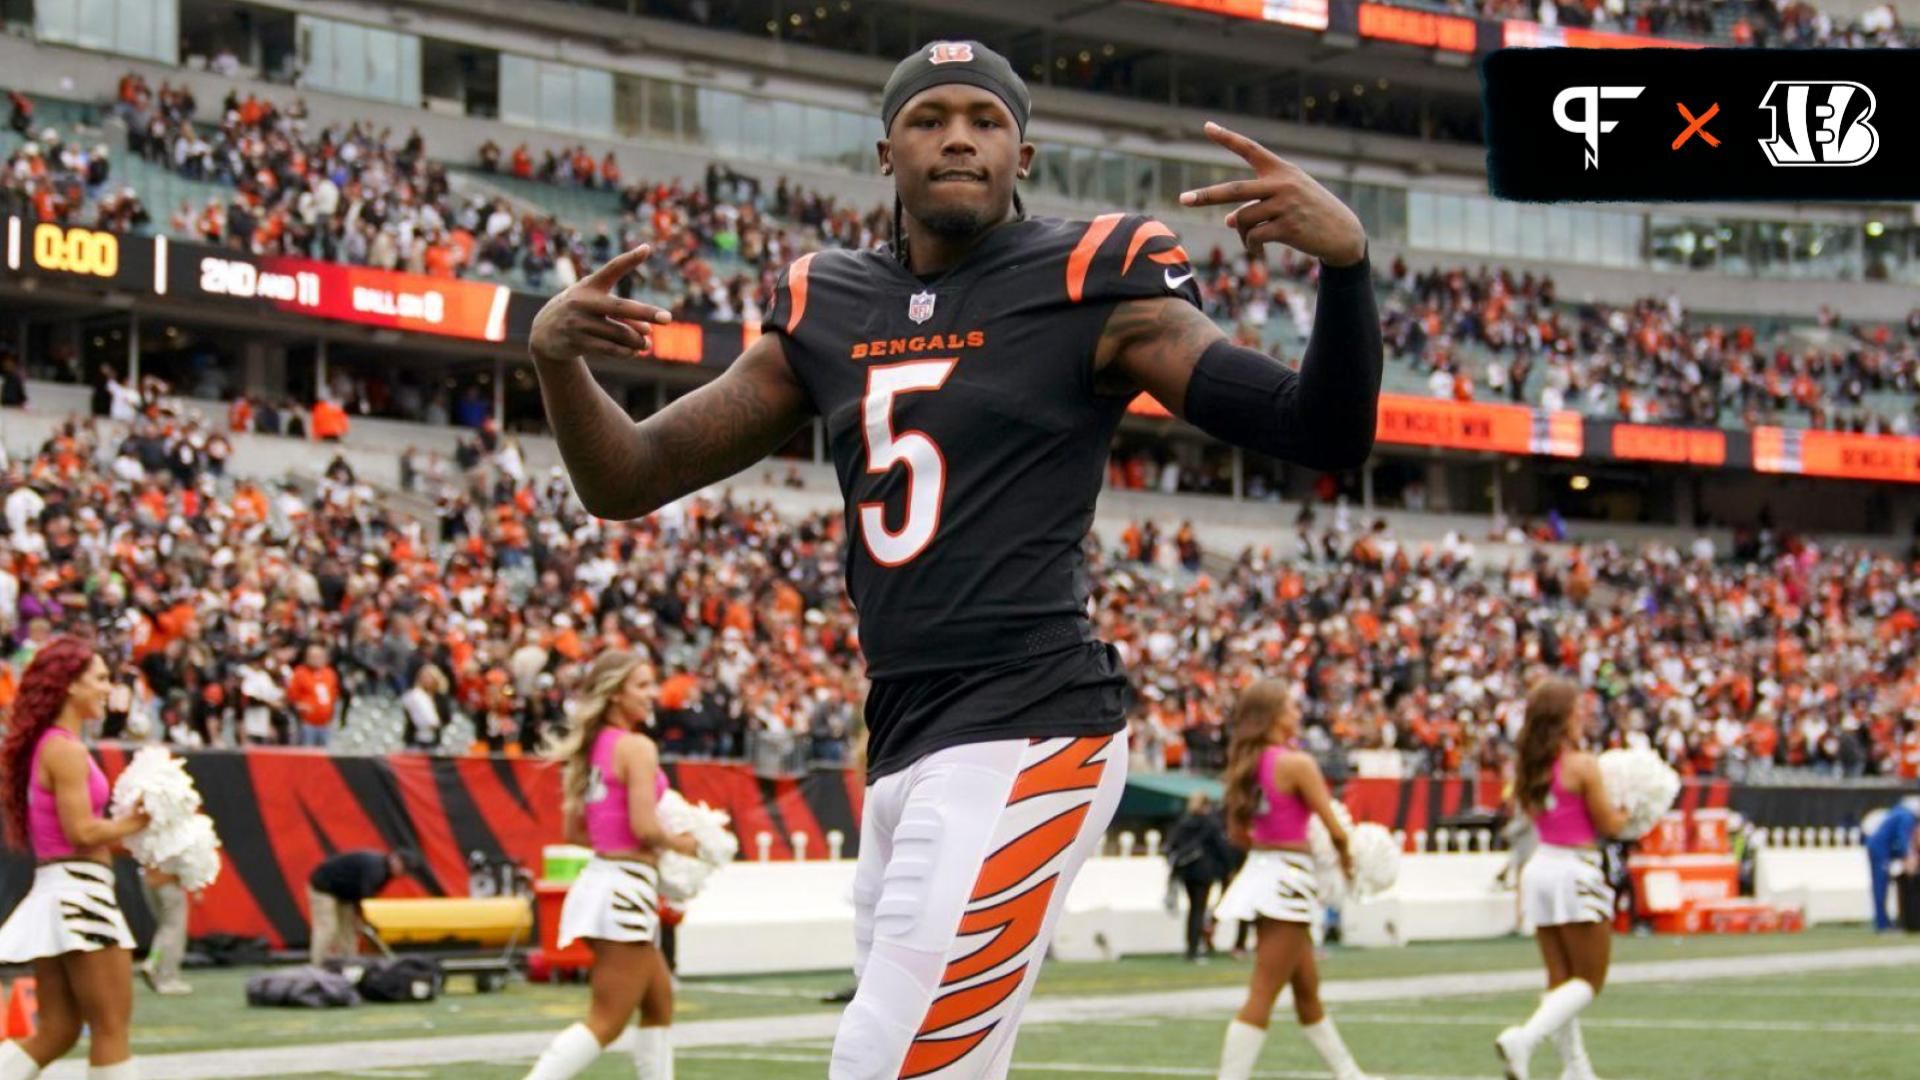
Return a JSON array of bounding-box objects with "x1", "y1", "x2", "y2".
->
[
  {"x1": 1093, "y1": 264, "x2": 1382, "y2": 471},
  {"x1": 530, "y1": 245, "x2": 812, "y2": 520},
  {"x1": 1092, "y1": 119, "x2": 1381, "y2": 470},
  {"x1": 536, "y1": 334, "x2": 810, "y2": 521},
  {"x1": 1091, "y1": 295, "x2": 1226, "y2": 414}
]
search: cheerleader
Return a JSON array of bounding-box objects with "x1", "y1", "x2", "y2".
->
[
  {"x1": 1213, "y1": 681, "x2": 1374, "y2": 1080},
  {"x1": 524, "y1": 651, "x2": 695, "y2": 1080},
  {"x1": 0, "y1": 638, "x2": 151, "y2": 1080},
  {"x1": 1494, "y1": 678, "x2": 1627, "y2": 1080}
]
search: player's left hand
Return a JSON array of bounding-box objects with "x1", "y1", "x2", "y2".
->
[{"x1": 1180, "y1": 121, "x2": 1367, "y2": 268}]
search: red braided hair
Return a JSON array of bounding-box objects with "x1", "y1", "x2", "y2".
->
[{"x1": 1, "y1": 637, "x2": 98, "y2": 850}]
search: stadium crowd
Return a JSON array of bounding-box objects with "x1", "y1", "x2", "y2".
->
[
  {"x1": 1113, "y1": 516, "x2": 1920, "y2": 784},
  {"x1": 1379, "y1": 259, "x2": 1920, "y2": 435},
  {"x1": 0, "y1": 392, "x2": 863, "y2": 761},
  {"x1": 0, "y1": 388, "x2": 1916, "y2": 785},
  {"x1": 1455, "y1": 0, "x2": 1913, "y2": 47},
  {"x1": 13, "y1": 76, "x2": 1920, "y2": 438}
]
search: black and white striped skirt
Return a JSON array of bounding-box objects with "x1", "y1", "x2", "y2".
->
[
  {"x1": 1215, "y1": 850, "x2": 1321, "y2": 925},
  {"x1": 0, "y1": 861, "x2": 135, "y2": 964},
  {"x1": 556, "y1": 856, "x2": 662, "y2": 950},
  {"x1": 1521, "y1": 844, "x2": 1614, "y2": 927}
]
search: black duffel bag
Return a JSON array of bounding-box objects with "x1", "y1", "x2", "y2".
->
[
  {"x1": 246, "y1": 966, "x2": 360, "y2": 1008},
  {"x1": 355, "y1": 956, "x2": 445, "y2": 1003},
  {"x1": 1899, "y1": 872, "x2": 1920, "y2": 933}
]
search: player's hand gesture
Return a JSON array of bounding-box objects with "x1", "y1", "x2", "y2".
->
[
  {"x1": 1180, "y1": 121, "x2": 1367, "y2": 268},
  {"x1": 529, "y1": 245, "x2": 675, "y2": 367}
]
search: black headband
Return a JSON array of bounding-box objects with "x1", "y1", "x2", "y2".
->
[{"x1": 881, "y1": 41, "x2": 1031, "y2": 138}]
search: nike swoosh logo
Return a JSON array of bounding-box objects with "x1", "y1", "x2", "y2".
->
[{"x1": 1164, "y1": 268, "x2": 1194, "y2": 290}]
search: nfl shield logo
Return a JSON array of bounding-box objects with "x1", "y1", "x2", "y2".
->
[{"x1": 908, "y1": 291, "x2": 936, "y2": 324}]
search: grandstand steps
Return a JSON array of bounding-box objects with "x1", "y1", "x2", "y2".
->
[{"x1": 448, "y1": 167, "x2": 623, "y2": 228}]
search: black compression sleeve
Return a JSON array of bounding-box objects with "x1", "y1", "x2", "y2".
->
[{"x1": 1182, "y1": 255, "x2": 1382, "y2": 471}]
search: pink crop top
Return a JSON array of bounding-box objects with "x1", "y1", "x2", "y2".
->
[
  {"x1": 28, "y1": 728, "x2": 109, "y2": 859},
  {"x1": 1533, "y1": 755, "x2": 1597, "y2": 847},
  {"x1": 1249, "y1": 745, "x2": 1311, "y2": 846},
  {"x1": 583, "y1": 727, "x2": 669, "y2": 854}
]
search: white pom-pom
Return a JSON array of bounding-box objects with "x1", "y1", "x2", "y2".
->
[
  {"x1": 1307, "y1": 800, "x2": 1355, "y2": 873},
  {"x1": 1344, "y1": 824, "x2": 1401, "y2": 897},
  {"x1": 1599, "y1": 747, "x2": 1682, "y2": 841},
  {"x1": 655, "y1": 789, "x2": 738, "y2": 903},
  {"x1": 111, "y1": 747, "x2": 201, "y2": 826},
  {"x1": 1309, "y1": 804, "x2": 1400, "y2": 902},
  {"x1": 112, "y1": 747, "x2": 222, "y2": 891}
]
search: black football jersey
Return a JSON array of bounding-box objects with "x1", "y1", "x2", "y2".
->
[{"x1": 763, "y1": 214, "x2": 1203, "y2": 775}]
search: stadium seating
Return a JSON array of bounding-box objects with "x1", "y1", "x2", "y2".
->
[
  {"x1": 7, "y1": 370, "x2": 1916, "y2": 788},
  {"x1": 17, "y1": 71, "x2": 1913, "y2": 432}
]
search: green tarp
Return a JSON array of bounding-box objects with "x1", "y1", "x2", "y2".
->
[{"x1": 1117, "y1": 772, "x2": 1225, "y2": 821}]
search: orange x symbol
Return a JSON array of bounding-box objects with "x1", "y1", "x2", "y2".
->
[{"x1": 1673, "y1": 102, "x2": 1720, "y2": 149}]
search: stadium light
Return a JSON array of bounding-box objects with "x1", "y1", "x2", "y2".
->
[
  {"x1": 1570, "y1": 475, "x2": 1592, "y2": 491},
  {"x1": 1865, "y1": 221, "x2": 1885, "y2": 237}
]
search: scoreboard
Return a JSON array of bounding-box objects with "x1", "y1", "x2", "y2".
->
[{"x1": 4, "y1": 216, "x2": 531, "y2": 344}]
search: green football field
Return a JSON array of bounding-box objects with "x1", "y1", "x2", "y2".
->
[{"x1": 96, "y1": 927, "x2": 1916, "y2": 1078}]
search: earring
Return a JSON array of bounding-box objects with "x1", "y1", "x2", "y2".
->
[{"x1": 882, "y1": 165, "x2": 893, "y2": 175}]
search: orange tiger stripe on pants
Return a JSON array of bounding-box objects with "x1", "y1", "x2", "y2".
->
[{"x1": 898, "y1": 735, "x2": 1120, "y2": 1079}]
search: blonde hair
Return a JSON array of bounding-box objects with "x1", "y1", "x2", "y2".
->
[
  {"x1": 550, "y1": 650, "x2": 647, "y2": 826},
  {"x1": 1515, "y1": 677, "x2": 1579, "y2": 816},
  {"x1": 1222, "y1": 680, "x2": 1295, "y2": 845}
]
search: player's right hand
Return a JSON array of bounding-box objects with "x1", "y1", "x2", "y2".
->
[{"x1": 529, "y1": 245, "x2": 675, "y2": 367}]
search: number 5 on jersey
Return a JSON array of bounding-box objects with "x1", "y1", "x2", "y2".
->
[{"x1": 860, "y1": 359, "x2": 956, "y2": 566}]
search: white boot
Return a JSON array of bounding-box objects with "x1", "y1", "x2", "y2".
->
[
  {"x1": 86, "y1": 1062, "x2": 139, "y2": 1080},
  {"x1": 0, "y1": 1043, "x2": 40, "y2": 1080},
  {"x1": 525, "y1": 1023, "x2": 605, "y2": 1080},
  {"x1": 1495, "y1": 1027, "x2": 1533, "y2": 1080},
  {"x1": 1499, "y1": 978, "x2": 1596, "y2": 1080},
  {"x1": 1218, "y1": 1019, "x2": 1267, "y2": 1080},
  {"x1": 631, "y1": 1026, "x2": 673, "y2": 1080},
  {"x1": 1300, "y1": 1017, "x2": 1375, "y2": 1080},
  {"x1": 1553, "y1": 1018, "x2": 1600, "y2": 1080}
]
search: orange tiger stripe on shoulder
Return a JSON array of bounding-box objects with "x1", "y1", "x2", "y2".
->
[
  {"x1": 1122, "y1": 220, "x2": 1170, "y2": 275},
  {"x1": 785, "y1": 252, "x2": 816, "y2": 333},
  {"x1": 1122, "y1": 218, "x2": 1191, "y2": 276},
  {"x1": 1065, "y1": 213, "x2": 1125, "y2": 303}
]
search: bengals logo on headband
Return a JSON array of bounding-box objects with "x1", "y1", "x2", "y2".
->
[{"x1": 927, "y1": 42, "x2": 974, "y2": 64}]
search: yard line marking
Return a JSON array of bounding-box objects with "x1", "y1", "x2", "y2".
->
[
  {"x1": 1632, "y1": 984, "x2": 1920, "y2": 1000},
  {"x1": 1336, "y1": 1013, "x2": 1920, "y2": 1036},
  {"x1": 50, "y1": 944, "x2": 1920, "y2": 1079},
  {"x1": 681, "y1": 1049, "x2": 1547, "y2": 1080},
  {"x1": 685, "y1": 982, "x2": 841, "y2": 999}
]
